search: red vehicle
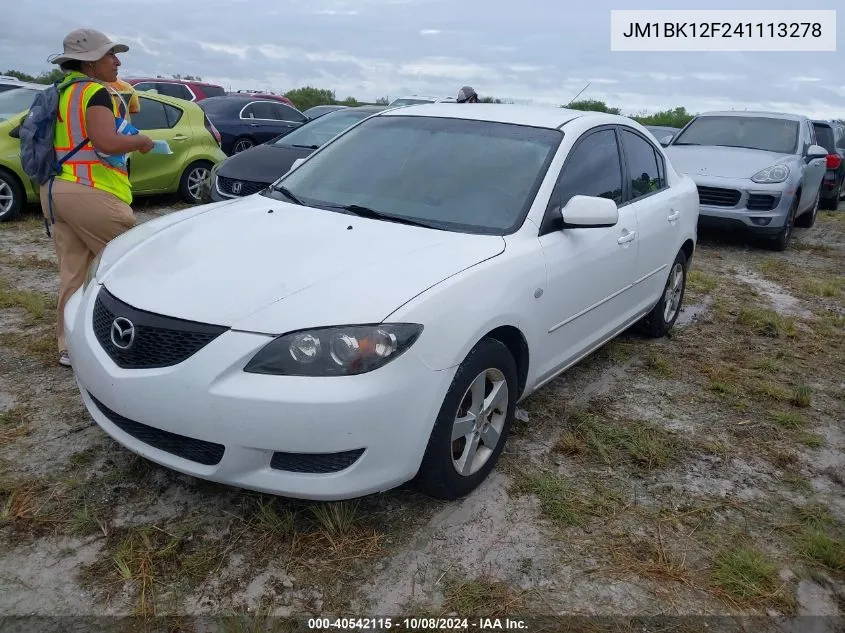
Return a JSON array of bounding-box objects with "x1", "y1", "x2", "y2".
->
[
  {"x1": 126, "y1": 77, "x2": 226, "y2": 102},
  {"x1": 228, "y1": 89, "x2": 296, "y2": 107}
]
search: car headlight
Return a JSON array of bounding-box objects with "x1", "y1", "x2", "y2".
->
[
  {"x1": 243, "y1": 324, "x2": 423, "y2": 376},
  {"x1": 83, "y1": 251, "x2": 103, "y2": 291},
  {"x1": 751, "y1": 165, "x2": 789, "y2": 184}
]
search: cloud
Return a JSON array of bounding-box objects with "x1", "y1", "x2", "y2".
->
[{"x1": 1, "y1": 0, "x2": 842, "y2": 119}]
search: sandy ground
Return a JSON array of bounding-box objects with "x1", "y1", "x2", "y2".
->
[{"x1": 1, "y1": 196, "x2": 843, "y2": 629}]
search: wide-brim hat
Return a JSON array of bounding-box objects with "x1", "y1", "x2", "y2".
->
[{"x1": 48, "y1": 28, "x2": 129, "y2": 65}]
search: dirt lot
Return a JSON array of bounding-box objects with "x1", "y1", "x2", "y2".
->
[{"x1": 1, "y1": 196, "x2": 843, "y2": 630}]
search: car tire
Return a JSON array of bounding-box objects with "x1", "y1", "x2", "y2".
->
[
  {"x1": 768, "y1": 194, "x2": 798, "y2": 251},
  {"x1": 795, "y1": 189, "x2": 819, "y2": 227},
  {"x1": 232, "y1": 137, "x2": 254, "y2": 154},
  {"x1": 415, "y1": 337, "x2": 518, "y2": 501},
  {"x1": 178, "y1": 161, "x2": 212, "y2": 204},
  {"x1": 637, "y1": 249, "x2": 688, "y2": 339},
  {"x1": 0, "y1": 168, "x2": 24, "y2": 223}
]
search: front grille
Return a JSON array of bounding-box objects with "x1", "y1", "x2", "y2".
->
[
  {"x1": 89, "y1": 393, "x2": 225, "y2": 465},
  {"x1": 746, "y1": 194, "x2": 778, "y2": 211},
  {"x1": 217, "y1": 176, "x2": 268, "y2": 197},
  {"x1": 92, "y1": 288, "x2": 228, "y2": 369},
  {"x1": 270, "y1": 449, "x2": 365, "y2": 473},
  {"x1": 697, "y1": 186, "x2": 741, "y2": 207}
]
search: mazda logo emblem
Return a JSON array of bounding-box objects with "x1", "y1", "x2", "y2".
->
[
  {"x1": 110, "y1": 317, "x2": 135, "y2": 350},
  {"x1": 231, "y1": 181, "x2": 242, "y2": 194}
]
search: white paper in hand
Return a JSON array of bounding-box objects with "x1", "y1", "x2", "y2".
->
[{"x1": 150, "y1": 140, "x2": 173, "y2": 155}]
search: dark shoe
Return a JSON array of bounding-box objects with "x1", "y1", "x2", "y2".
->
[{"x1": 59, "y1": 350, "x2": 71, "y2": 367}]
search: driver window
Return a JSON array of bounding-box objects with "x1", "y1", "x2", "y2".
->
[{"x1": 542, "y1": 128, "x2": 623, "y2": 233}]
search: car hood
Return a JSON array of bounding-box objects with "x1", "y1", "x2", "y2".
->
[
  {"x1": 665, "y1": 145, "x2": 792, "y2": 179},
  {"x1": 218, "y1": 143, "x2": 313, "y2": 184},
  {"x1": 100, "y1": 196, "x2": 505, "y2": 334}
]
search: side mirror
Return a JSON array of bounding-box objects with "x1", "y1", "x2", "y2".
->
[
  {"x1": 560, "y1": 195, "x2": 619, "y2": 228},
  {"x1": 659, "y1": 135, "x2": 673, "y2": 146},
  {"x1": 290, "y1": 157, "x2": 306, "y2": 171},
  {"x1": 9, "y1": 126, "x2": 20, "y2": 139},
  {"x1": 806, "y1": 144, "x2": 828, "y2": 162}
]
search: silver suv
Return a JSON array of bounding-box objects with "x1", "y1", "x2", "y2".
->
[{"x1": 664, "y1": 110, "x2": 827, "y2": 250}]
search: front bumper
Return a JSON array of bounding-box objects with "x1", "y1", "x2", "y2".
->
[
  {"x1": 691, "y1": 175, "x2": 794, "y2": 235},
  {"x1": 64, "y1": 284, "x2": 454, "y2": 501}
]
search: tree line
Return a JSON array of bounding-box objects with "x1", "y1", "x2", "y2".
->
[{"x1": 6, "y1": 70, "x2": 841, "y2": 127}]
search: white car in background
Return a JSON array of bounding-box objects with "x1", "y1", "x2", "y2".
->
[
  {"x1": 65, "y1": 104, "x2": 699, "y2": 502},
  {"x1": 388, "y1": 95, "x2": 457, "y2": 106}
]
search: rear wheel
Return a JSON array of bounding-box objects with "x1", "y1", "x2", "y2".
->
[
  {"x1": 416, "y1": 338, "x2": 517, "y2": 500},
  {"x1": 232, "y1": 137, "x2": 254, "y2": 153},
  {"x1": 0, "y1": 168, "x2": 24, "y2": 222},
  {"x1": 178, "y1": 161, "x2": 212, "y2": 204},
  {"x1": 637, "y1": 249, "x2": 687, "y2": 338}
]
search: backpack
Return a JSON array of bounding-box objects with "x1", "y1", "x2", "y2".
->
[{"x1": 18, "y1": 76, "x2": 101, "y2": 236}]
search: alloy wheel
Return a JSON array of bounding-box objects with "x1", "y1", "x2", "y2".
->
[
  {"x1": 450, "y1": 368, "x2": 509, "y2": 477},
  {"x1": 663, "y1": 262, "x2": 684, "y2": 323}
]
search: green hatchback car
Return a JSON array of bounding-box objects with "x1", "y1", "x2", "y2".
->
[{"x1": 0, "y1": 84, "x2": 227, "y2": 222}]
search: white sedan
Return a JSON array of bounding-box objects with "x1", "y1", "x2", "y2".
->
[{"x1": 65, "y1": 104, "x2": 699, "y2": 501}]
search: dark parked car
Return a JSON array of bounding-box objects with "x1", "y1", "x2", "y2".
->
[
  {"x1": 198, "y1": 95, "x2": 308, "y2": 155},
  {"x1": 126, "y1": 77, "x2": 226, "y2": 101},
  {"x1": 200, "y1": 105, "x2": 384, "y2": 203},
  {"x1": 811, "y1": 120, "x2": 845, "y2": 209},
  {"x1": 302, "y1": 104, "x2": 348, "y2": 119}
]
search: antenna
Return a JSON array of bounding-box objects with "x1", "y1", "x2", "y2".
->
[{"x1": 565, "y1": 81, "x2": 591, "y2": 106}]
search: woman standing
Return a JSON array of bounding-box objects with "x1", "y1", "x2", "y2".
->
[{"x1": 44, "y1": 29, "x2": 154, "y2": 367}]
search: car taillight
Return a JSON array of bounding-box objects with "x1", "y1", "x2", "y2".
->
[
  {"x1": 827, "y1": 154, "x2": 842, "y2": 170},
  {"x1": 203, "y1": 114, "x2": 222, "y2": 147}
]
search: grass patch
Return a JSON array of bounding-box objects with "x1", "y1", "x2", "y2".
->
[
  {"x1": 756, "y1": 259, "x2": 792, "y2": 280},
  {"x1": 712, "y1": 546, "x2": 779, "y2": 599},
  {"x1": 770, "y1": 411, "x2": 805, "y2": 430},
  {"x1": 687, "y1": 270, "x2": 719, "y2": 294},
  {"x1": 0, "y1": 405, "x2": 33, "y2": 445},
  {"x1": 800, "y1": 279, "x2": 841, "y2": 298},
  {"x1": 510, "y1": 471, "x2": 625, "y2": 529},
  {"x1": 0, "y1": 277, "x2": 55, "y2": 323},
  {"x1": 554, "y1": 408, "x2": 683, "y2": 471},
  {"x1": 797, "y1": 532, "x2": 845, "y2": 572},
  {"x1": 799, "y1": 434, "x2": 825, "y2": 448},
  {"x1": 645, "y1": 350, "x2": 675, "y2": 377},
  {"x1": 0, "y1": 252, "x2": 55, "y2": 270},
  {"x1": 736, "y1": 306, "x2": 797, "y2": 338},
  {"x1": 791, "y1": 384, "x2": 812, "y2": 408},
  {"x1": 441, "y1": 575, "x2": 527, "y2": 618}
]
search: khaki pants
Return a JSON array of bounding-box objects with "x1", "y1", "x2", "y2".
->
[{"x1": 40, "y1": 180, "x2": 135, "y2": 353}]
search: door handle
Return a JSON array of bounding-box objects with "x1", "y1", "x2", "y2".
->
[
  {"x1": 617, "y1": 231, "x2": 637, "y2": 244},
  {"x1": 249, "y1": 123, "x2": 260, "y2": 127},
  {"x1": 172, "y1": 134, "x2": 187, "y2": 141},
  {"x1": 668, "y1": 210, "x2": 680, "y2": 222}
]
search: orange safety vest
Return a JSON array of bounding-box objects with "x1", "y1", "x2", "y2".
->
[{"x1": 54, "y1": 71, "x2": 132, "y2": 205}]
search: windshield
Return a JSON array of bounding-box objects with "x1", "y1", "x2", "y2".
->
[
  {"x1": 267, "y1": 115, "x2": 562, "y2": 234},
  {"x1": 390, "y1": 98, "x2": 435, "y2": 106},
  {"x1": 0, "y1": 87, "x2": 41, "y2": 121},
  {"x1": 672, "y1": 116, "x2": 799, "y2": 154},
  {"x1": 274, "y1": 109, "x2": 375, "y2": 148},
  {"x1": 812, "y1": 123, "x2": 834, "y2": 153}
]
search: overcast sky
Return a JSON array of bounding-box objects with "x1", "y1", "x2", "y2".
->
[{"x1": 2, "y1": 0, "x2": 842, "y2": 117}]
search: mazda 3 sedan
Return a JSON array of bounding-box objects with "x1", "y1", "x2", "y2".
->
[{"x1": 65, "y1": 104, "x2": 699, "y2": 501}]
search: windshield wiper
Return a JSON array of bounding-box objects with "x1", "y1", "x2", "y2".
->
[
  {"x1": 290, "y1": 143, "x2": 319, "y2": 149},
  {"x1": 271, "y1": 184, "x2": 305, "y2": 205},
  {"x1": 325, "y1": 203, "x2": 442, "y2": 229}
]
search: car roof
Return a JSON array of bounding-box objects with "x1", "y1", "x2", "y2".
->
[
  {"x1": 127, "y1": 77, "x2": 221, "y2": 87},
  {"x1": 697, "y1": 110, "x2": 806, "y2": 121},
  {"x1": 134, "y1": 90, "x2": 199, "y2": 110},
  {"x1": 377, "y1": 103, "x2": 616, "y2": 129},
  {"x1": 0, "y1": 80, "x2": 45, "y2": 90},
  {"x1": 811, "y1": 119, "x2": 842, "y2": 127}
]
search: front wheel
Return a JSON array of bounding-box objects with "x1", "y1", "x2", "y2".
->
[
  {"x1": 415, "y1": 338, "x2": 518, "y2": 500},
  {"x1": 0, "y1": 168, "x2": 24, "y2": 222},
  {"x1": 638, "y1": 249, "x2": 688, "y2": 338},
  {"x1": 768, "y1": 194, "x2": 798, "y2": 251},
  {"x1": 178, "y1": 161, "x2": 212, "y2": 204}
]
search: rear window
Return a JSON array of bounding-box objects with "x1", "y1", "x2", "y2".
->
[
  {"x1": 812, "y1": 123, "x2": 835, "y2": 153},
  {"x1": 201, "y1": 85, "x2": 226, "y2": 98}
]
